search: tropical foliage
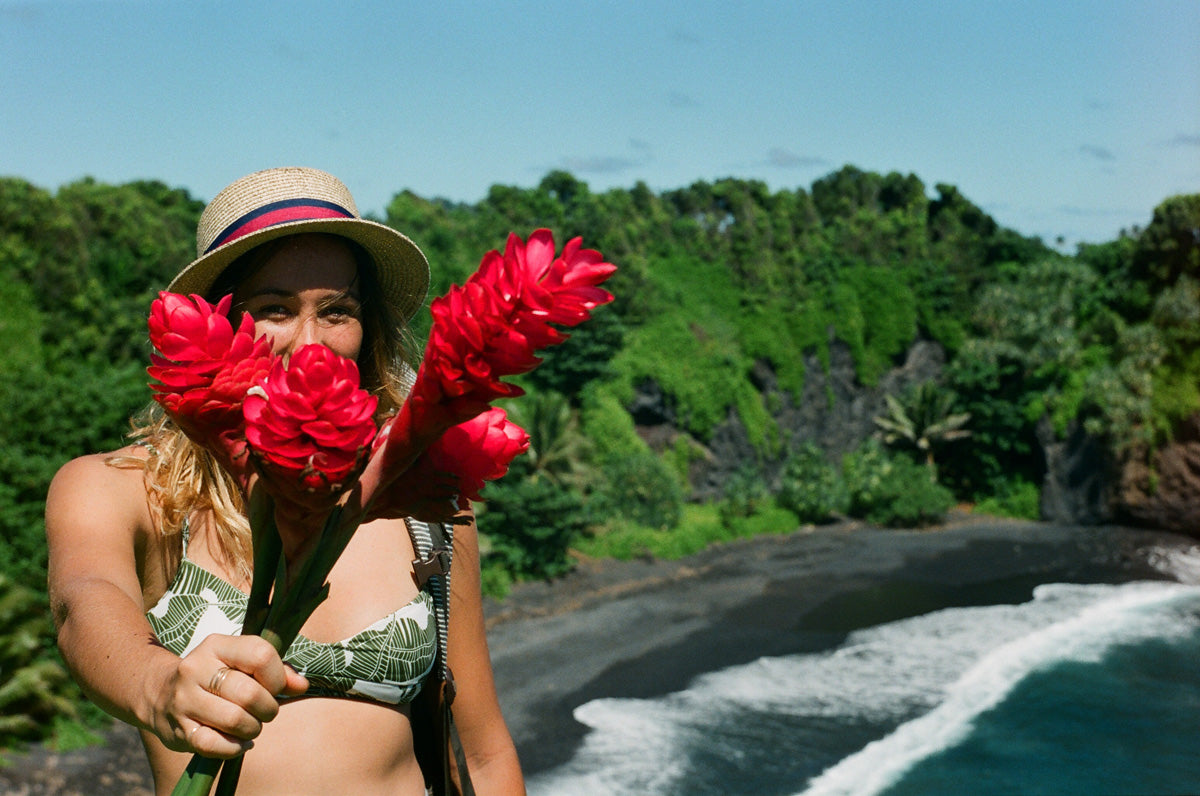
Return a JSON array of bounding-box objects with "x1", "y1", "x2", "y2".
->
[
  {"x1": 776, "y1": 442, "x2": 848, "y2": 524},
  {"x1": 873, "y1": 380, "x2": 971, "y2": 481},
  {"x1": 0, "y1": 165, "x2": 1195, "y2": 749}
]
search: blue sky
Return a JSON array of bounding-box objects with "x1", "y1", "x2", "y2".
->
[{"x1": 2, "y1": 0, "x2": 1197, "y2": 250}]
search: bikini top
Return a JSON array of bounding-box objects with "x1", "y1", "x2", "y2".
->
[{"x1": 145, "y1": 523, "x2": 437, "y2": 706}]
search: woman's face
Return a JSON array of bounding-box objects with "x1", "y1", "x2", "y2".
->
[{"x1": 232, "y1": 234, "x2": 364, "y2": 363}]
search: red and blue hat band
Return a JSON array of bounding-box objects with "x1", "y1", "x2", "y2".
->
[{"x1": 205, "y1": 198, "x2": 355, "y2": 254}]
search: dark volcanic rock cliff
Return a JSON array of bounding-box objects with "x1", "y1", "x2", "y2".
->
[
  {"x1": 636, "y1": 338, "x2": 946, "y2": 501},
  {"x1": 1116, "y1": 414, "x2": 1200, "y2": 536},
  {"x1": 633, "y1": 337, "x2": 1200, "y2": 538},
  {"x1": 1038, "y1": 413, "x2": 1200, "y2": 537}
]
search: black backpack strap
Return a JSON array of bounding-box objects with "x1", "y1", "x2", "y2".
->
[{"x1": 404, "y1": 518, "x2": 475, "y2": 796}]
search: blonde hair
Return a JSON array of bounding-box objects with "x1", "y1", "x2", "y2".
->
[
  {"x1": 110, "y1": 407, "x2": 255, "y2": 582},
  {"x1": 113, "y1": 234, "x2": 423, "y2": 581}
]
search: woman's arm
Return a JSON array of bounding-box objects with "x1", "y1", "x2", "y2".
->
[
  {"x1": 445, "y1": 509, "x2": 526, "y2": 795},
  {"x1": 45, "y1": 452, "x2": 305, "y2": 759}
]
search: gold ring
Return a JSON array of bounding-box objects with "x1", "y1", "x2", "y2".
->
[{"x1": 208, "y1": 666, "x2": 232, "y2": 695}]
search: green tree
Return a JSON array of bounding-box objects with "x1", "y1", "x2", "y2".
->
[
  {"x1": 942, "y1": 339, "x2": 1043, "y2": 498},
  {"x1": 811, "y1": 165, "x2": 883, "y2": 222},
  {"x1": 528, "y1": 305, "x2": 625, "y2": 400},
  {"x1": 1130, "y1": 194, "x2": 1200, "y2": 294},
  {"x1": 592, "y1": 451, "x2": 684, "y2": 530},
  {"x1": 477, "y1": 467, "x2": 588, "y2": 580},
  {"x1": 873, "y1": 381, "x2": 971, "y2": 482}
]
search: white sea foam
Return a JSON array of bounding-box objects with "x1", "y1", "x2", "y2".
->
[
  {"x1": 797, "y1": 580, "x2": 1200, "y2": 796},
  {"x1": 527, "y1": 580, "x2": 1200, "y2": 796},
  {"x1": 1147, "y1": 542, "x2": 1200, "y2": 585}
]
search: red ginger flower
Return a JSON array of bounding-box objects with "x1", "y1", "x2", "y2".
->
[
  {"x1": 147, "y1": 292, "x2": 276, "y2": 477},
  {"x1": 367, "y1": 408, "x2": 530, "y2": 523},
  {"x1": 477, "y1": 230, "x2": 618, "y2": 337},
  {"x1": 406, "y1": 229, "x2": 614, "y2": 428},
  {"x1": 369, "y1": 230, "x2": 613, "y2": 488},
  {"x1": 428, "y1": 407, "x2": 531, "y2": 503},
  {"x1": 243, "y1": 344, "x2": 378, "y2": 494}
]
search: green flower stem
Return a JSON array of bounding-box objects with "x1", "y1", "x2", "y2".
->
[
  {"x1": 242, "y1": 487, "x2": 280, "y2": 637},
  {"x1": 213, "y1": 755, "x2": 244, "y2": 796},
  {"x1": 170, "y1": 754, "x2": 224, "y2": 796}
]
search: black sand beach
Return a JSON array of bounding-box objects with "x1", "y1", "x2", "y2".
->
[{"x1": 1, "y1": 514, "x2": 1191, "y2": 795}]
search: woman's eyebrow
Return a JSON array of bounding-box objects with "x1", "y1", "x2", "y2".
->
[{"x1": 319, "y1": 286, "x2": 361, "y2": 302}]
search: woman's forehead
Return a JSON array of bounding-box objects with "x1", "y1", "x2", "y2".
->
[{"x1": 237, "y1": 234, "x2": 360, "y2": 295}]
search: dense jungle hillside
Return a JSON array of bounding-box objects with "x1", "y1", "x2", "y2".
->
[{"x1": 1, "y1": 165, "x2": 1198, "y2": 748}]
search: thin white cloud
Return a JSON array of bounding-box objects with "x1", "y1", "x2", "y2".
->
[
  {"x1": 538, "y1": 141, "x2": 653, "y2": 178},
  {"x1": 1057, "y1": 204, "x2": 1135, "y2": 218},
  {"x1": 766, "y1": 147, "x2": 827, "y2": 169}
]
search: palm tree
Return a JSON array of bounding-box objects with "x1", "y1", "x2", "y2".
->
[{"x1": 873, "y1": 381, "x2": 971, "y2": 482}]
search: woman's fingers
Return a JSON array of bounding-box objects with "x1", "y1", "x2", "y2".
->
[
  {"x1": 281, "y1": 664, "x2": 310, "y2": 697},
  {"x1": 186, "y1": 719, "x2": 253, "y2": 759},
  {"x1": 202, "y1": 664, "x2": 280, "y2": 725},
  {"x1": 203, "y1": 633, "x2": 308, "y2": 698},
  {"x1": 175, "y1": 634, "x2": 308, "y2": 751}
]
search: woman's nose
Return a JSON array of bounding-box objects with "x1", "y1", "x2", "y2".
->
[
  {"x1": 277, "y1": 314, "x2": 321, "y2": 360},
  {"x1": 293, "y1": 314, "x2": 321, "y2": 349}
]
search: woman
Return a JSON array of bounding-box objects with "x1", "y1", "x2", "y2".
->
[{"x1": 45, "y1": 167, "x2": 526, "y2": 795}]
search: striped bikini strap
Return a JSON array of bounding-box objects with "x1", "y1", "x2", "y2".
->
[
  {"x1": 405, "y1": 518, "x2": 452, "y2": 682},
  {"x1": 403, "y1": 517, "x2": 476, "y2": 796}
]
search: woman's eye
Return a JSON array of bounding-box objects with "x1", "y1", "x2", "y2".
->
[
  {"x1": 253, "y1": 304, "x2": 291, "y2": 319},
  {"x1": 321, "y1": 304, "x2": 360, "y2": 321}
]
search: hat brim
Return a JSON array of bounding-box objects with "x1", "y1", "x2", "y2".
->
[{"x1": 168, "y1": 216, "x2": 430, "y2": 324}]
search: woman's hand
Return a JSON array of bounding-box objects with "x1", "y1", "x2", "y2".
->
[{"x1": 151, "y1": 634, "x2": 309, "y2": 759}]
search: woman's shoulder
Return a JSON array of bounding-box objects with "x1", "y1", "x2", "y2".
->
[
  {"x1": 51, "y1": 444, "x2": 149, "y2": 486},
  {"x1": 47, "y1": 445, "x2": 153, "y2": 529}
]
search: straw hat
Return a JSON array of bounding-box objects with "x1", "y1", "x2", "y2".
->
[{"x1": 169, "y1": 167, "x2": 429, "y2": 322}]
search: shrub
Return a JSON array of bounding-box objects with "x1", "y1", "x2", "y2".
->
[
  {"x1": 720, "y1": 504, "x2": 803, "y2": 540},
  {"x1": 776, "y1": 442, "x2": 848, "y2": 523},
  {"x1": 592, "y1": 451, "x2": 684, "y2": 530},
  {"x1": 478, "y1": 560, "x2": 515, "y2": 600},
  {"x1": 974, "y1": 478, "x2": 1041, "y2": 520},
  {"x1": 717, "y1": 464, "x2": 770, "y2": 528},
  {"x1": 477, "y1": 474, "x2": 589, "y2": 581},
  {"x1": 842, "y1": 440, "x2": 954, "y2": 527},
  {"x1": 578, "y1": 383, "x2": 646, "y2": 463},
  {"x1": 0, "y1": 575, "x2": 91, "y2": 749}
]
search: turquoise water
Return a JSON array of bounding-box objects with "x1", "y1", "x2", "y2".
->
[
  {"x1": 880, "y1": 620, "x2": 1200, "y2": 796},
  {"x1": 528, "y1": 556, "x2": 1200, "y2": 796}
]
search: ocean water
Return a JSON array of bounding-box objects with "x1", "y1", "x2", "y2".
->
[{"x1": 527, "y1": 546, "x2": 1200, "y2": 796}]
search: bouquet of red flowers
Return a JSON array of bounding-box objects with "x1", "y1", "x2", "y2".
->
[{"x1": 147, "y1": 230, "x2": 615, "y2": 795}]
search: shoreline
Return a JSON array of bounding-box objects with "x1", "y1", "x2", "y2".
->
[
  {"x1": 484, "y1": 514, "x2": 1190, "y2": 775},
  {"x1": 1, "y1": 515, "x2": 1191, "y2": 794}
]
